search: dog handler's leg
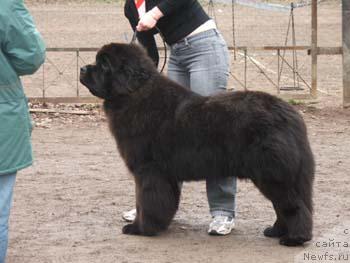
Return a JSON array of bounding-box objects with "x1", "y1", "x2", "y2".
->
[
  {"x1": 183, "y1": 30, "x2": 237, "y2": 235},
  {"x1": 0, "y1": 172, "x2": 17, "y2": 263},
  {"x1": 206, "y1": 177, "x2": 236, "y2": 218}
]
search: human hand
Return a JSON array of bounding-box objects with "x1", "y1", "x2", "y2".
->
[
  {"x1": 136, "y1": 7, "x2": 163, "y2": 31},
  {"x1": 136, "y1": 11, "x2": 157, "y2": 31}
]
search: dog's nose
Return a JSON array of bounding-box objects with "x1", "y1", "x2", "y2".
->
[{"x1": 80, "y1": 66, "x2": 88, "y2": 75}]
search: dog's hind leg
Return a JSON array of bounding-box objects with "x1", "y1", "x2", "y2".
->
[
  {"x1": 277, "y1": 197, "x2": 313, "y2": 246},
  {"x1": 259, "y1": 180, "x2": 312, "y2": 246},
  {"x1": 267, "y1": 186, "x2": 312, "y2": 246},
  {"x1": 122, "y1": 175, "x2": 180, "y2": 236}
]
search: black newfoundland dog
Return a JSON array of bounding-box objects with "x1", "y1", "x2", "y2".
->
[{"x1": 80, "y1": 43, "x2": 315, "y2": 246}]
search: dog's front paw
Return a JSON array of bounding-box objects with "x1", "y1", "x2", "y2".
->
[
  {"x1": 264, "y1": 226, "x2": 287, "y2": 238},
  {"x1": 279, "y1": 235, "x2": 310, "y2": 246},
  {"x1": 122, "y1": 223, "x2": 140, "y2": 235}
]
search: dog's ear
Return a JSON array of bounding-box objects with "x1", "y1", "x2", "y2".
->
[{"x1": 126, "y1": 56, "x2": 152, "y2": 81}]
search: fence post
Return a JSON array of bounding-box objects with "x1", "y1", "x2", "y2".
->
[
  {"x1": 244, "y1": 48, "x2": 247, "y2": 90},
  {"x1": 311, "y1": 0, "x2": 317, "y2": 98},
  {"x1": 277, "y1": 49, "x2": 280, "y2": 94},
  {"x1": 76, "y1": 50, "x2": 80, "y2": 98},
  {"x1": 343, "y1": 0, "x2": 350, "y2": 108},
  {"x1": 42, "y1": 61, "x2": 46, "y2": 100}
]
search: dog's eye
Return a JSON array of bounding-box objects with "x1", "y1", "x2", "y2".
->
[
  {"x1": 96, "y1": 60, "x2": 110, "y2": 74},
  {"x1": 99, "y1": 57, "x2": 114, "y2": 74},
  {"x1": 101, "y1": 62, "x2": 110, "y2": 73}
]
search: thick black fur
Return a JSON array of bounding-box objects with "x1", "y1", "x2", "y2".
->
[{"x1": 80, "y1": 43, "x2": 315, "y2": 246}]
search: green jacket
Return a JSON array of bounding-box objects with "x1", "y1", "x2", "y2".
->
[{"x1": 0, "y1": 1, "x2": 46, "y2": 175}]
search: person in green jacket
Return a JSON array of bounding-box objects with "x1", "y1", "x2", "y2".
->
[{"x1": 0, "y1": 1, "x2": 45, "y2": 262}]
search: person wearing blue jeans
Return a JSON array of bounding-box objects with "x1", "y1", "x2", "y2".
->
[
  {"x1": 123, "y1": 0, "x2": 237, "y2": 235},
  {"x1": 0, "y1": 174, "x2": 16, "y2": 262},
  {"x1": 0, "y1": 2, "x2": 45, "y2": 262}
]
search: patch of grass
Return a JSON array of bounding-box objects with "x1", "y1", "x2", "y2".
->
[{"x1": 288, "y1": 99, "x2": 305, "y2": 106}]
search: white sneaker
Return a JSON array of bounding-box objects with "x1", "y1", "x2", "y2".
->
[
  {"x1": 208, "y1": 216, "x2": 235, "y2": 235},
  {"x1": 122, "y1": 208, "x2": 136, "y2": 222}
]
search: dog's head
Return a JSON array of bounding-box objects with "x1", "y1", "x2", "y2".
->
[{"x1": 79, "y1": 43, "x2": 157, "y2": 100}]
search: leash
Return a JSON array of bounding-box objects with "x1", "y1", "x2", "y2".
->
[
  {"x1": 130, "y1": 26, "x2": 167, "y2": 74},
  {"x1": 130, "y1": 30, "x2": 138, "y2": 43}
]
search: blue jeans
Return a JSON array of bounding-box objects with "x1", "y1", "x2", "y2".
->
[
  {"x1": 168, "y1": 29, "x2": 237, "y2": 218},
  {"x1": 0, "y1": 173, "x2": 16, "y2": 263}
]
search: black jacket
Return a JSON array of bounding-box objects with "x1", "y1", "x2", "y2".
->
[{"x1": 124, "y1": 0, "x2": 210, "y2": 65}]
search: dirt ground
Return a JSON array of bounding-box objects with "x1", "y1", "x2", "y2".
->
[{"x1": 5, "y1": 1, "x2": 349, "y2": 263}]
